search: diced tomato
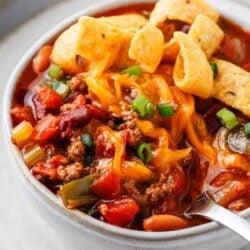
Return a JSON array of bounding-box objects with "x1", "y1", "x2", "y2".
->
[
  {"x1": 10, "y1": 106, "x2": 35, "y2": 126},
  {"x1": 37, "y1": 86, "x2": 63, "y2": 110},
  {"x1": 98, "y1": 196, "x2": 139, "y2": 227},
  {"x1": 32, "y1": 166, "x2": 58, "y2": 178},
  {"x1": 32, "y1": 115, "x2": 60, "y2": 142},
  {"x1": 48, "y1": 155, "x2": 68, "y2": 168},
  {"x1": 91, "y1": 168, "x2": 121, "y2": 199},
  {"x1": 94, "y1": 128, "x2": 115, "y2": 158}
]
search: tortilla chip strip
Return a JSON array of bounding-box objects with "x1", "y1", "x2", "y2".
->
[
  {"x1": 129, "y1": 23, "x2": 164, "y2": 73},
  {"x1": 168, "y1": 32, "x2": 213, "y2": 98},
  {"x1": 189, "y1": 14, "x2": 224, "y2": 59},
  {"x1": 149, "y1": 0, "x2": 219, "y2": 26},
  {"x1": 52, "y1": 24, "x2": 84, "y2": 74},
  {"x1": 212, "y1": 58, "x2": 250, "y2": 117},
  {"x1": 76, "y1": 16, "x2": 122, "y2": 72},
  {"x1": 99, "y1": 14, "x2": 147, "y2": 30}
]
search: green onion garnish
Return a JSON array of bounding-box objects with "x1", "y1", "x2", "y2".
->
[
  {"x1": 216, "y1": 108, "x2": 239, "y2": 130},
  {"x1": 81, "y1": 133, "x2": 95, "y2": 148},
  {"x1": 137, "y1": 143, "x2": 152, "y2": 164},
  {"x1": 244, "y1": 123, "x2": 250, "y2": 137},
  {"x1": 86, "y1": 207, "x2": 100, "y2": 217},
  {"x1": 52, "y1": 82, "x2": 70, "y2": 99},
  {"x1": 132, "y1": 95, "x2": 154, "y2": 119},
  {"x1": 48, "y1": 63, "x2": 64, "y2": 80},
  {"x1": 209, "y1": 62, "x2": 218, "y2": 78},
  {"x1": 157, "y1": 103, "x2": 175, "y2": 117},
  {"x1": 121, "y1": 66, "x2": 142, "y2": 77}
]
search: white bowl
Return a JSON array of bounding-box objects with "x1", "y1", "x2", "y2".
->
[{"x1": 2, "y1": 0, "x2": 250, "y2": 249}]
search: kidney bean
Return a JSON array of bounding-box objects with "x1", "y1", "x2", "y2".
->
[
  {"x1": 33, "y1": 45, "x2": 53, "y2": 73},
  {"x1": 59, "y1": 105, "x2": 92, "y2": 137},
  {"x1": 203, "y1": 103, "x2": 225, "y2": 134},
  {"x1": 143, "y1": 214, "x2": 188, "y2": 231}
]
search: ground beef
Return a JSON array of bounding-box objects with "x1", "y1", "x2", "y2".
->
[
  {"x1": 57, "y1": 162, "x2": 84, "y2": 183},
  {"x1": 118, "y1": 111, "x2": 143, "y2": 146},
  {"x1": 145, "y1": 166, "x2": 186, "y2": 204},
  {"x1": 68, "y1": 76, "x2": 86, "y2": 91},
  {"x1": 67, "y1": 134, "x2": 85, "y2": 162}
]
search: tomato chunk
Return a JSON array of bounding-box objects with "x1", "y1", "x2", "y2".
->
[
  {"x1": 37, "y1": 86, "x2": 63, "y2": 110},
  {"x1": 98, "y1": 196, "x2": 139, "y2": 227},
  {"x1": 32, "y1": 165, "x2": 58, "y2": 178},
  {"x1": 91, "y1": 168, "x2": 121, "y2": 199},
  {"x1": 10, "y1": 106, "x2": 35, "y2": 126},
  {"x1": 94, "y1": 128, "x2": 115, "y2": 158},
  {"x1": 32, "y1": 115, "x2": 60, "y2": 142}
]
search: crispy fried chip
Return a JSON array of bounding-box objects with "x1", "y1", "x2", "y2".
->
[
  {"x1": 189, "y1": 14, "x2": 224, "y2": 59},
  {"x1": 99, "y1": 14, "x2": 147, "y2": 30},
  {"x1": 149, "y1": 0, "x2": 219, "y2": 26},
  {"x1": 169, "y1": 32, "x2": 213, "y2": 98},
  {"x1": 114, "y1": 30, "x2": 136, "y2": 69},
  {"x1": 76, "y1": 16, "x2": 122, "y2": 73},
  {"x1": 128, "y1": 23, "x2": 164, "y2": 73},
  {"x1": 212, "y1": 58, "x2": 250, "y2": 117},
  {"x1": 51, "y1": 24, "x2": 85, "y2": 74}
]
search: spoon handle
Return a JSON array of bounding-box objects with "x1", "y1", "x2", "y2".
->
[
  {"x1": 202, "y1": 203, "x2": 250, "y2": 242},
  {"x1": 186, "y1": 194, "x2": 250, "y2": 242}
]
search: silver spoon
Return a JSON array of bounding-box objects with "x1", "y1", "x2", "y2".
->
[{"x1": 185, "y1": 192, "x2": 250, "y2": 242}]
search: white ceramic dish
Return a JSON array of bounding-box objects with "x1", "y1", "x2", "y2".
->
[{"x1": 2, "y1": 0, "x2": 250, "y2": 249}]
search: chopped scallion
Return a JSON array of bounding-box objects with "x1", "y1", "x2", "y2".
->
[
  {"x1": 209, "y1": 62, "x2": 218, "y2": 78},
  {"x1": 157, "y1": 103, "x2": 175, "y2": 117},
  {"x1": 132, "y1": 95, "x2": 154, "y2": 119},
  {"x1": 81, "y1": 133, "x2": 95, "y2": 148},
  {"x1": 216, "y1": 108, "x2": 239, "y2": 130},
  {"x1": 52, "y1": 82, "x2": 70, "y2": 99},
  {"x1": 121, "y1": 66, "x2": 142, "y2": 77},
  {"x1": 244, "y1": 123, "x2": 250, "y2": 137},
  {"x1": 137, "y1": 143, "x2": 152, "y2": 163},
  {"x1": 48, "y1": 63, "x2": 64, "y2": 80}
]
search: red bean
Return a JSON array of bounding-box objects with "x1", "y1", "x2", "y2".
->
[
  {"x1": 33, "y1": 45, "x2": 53, "y2": 73},
  {"x1": 143, "y1": 214, "x2": 188, "y2": 231}
]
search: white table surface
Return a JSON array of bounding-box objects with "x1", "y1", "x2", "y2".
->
[{"x1": 0, "y1": 1, "x2": 249, "y2": 250}]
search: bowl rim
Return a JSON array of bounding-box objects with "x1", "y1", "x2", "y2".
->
[{"x1": 2, "y1": 0, "x2": 250, "y2": 244}]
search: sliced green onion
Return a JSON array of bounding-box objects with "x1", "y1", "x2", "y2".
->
[
  {"x1": 209, "y1": 62, "x2": 218, "y2": 78},
  {"x1": 121, "y1": 66, "x2": 142, "y2": 77},
  {"x1": 216, "y1": 108, "x2": 239, "y2": 130},
  {"x1": 48, "y1": 63, "x2": 64, "y2": 80},
  {"x1": 137, "y1": 143, "x2": 152, "y2": 163},
  {"x1": 244, "y1": 123, "x2": 250, "y2": 137},
  {"x1": 157, "y1": 103, "x2": 175, "y2": 117},
  {"x1": 81, "y1": 133, "x2": 95, "y2": 148},
  {"x1": 86, "y1": 207, "x2": 100, "y2": 217},
  {"x1": 132, "y1": 95, "x2": 154, "y2": 119},
  {"x1": 52, "y1": 82, "x2": 70, "y2": 99}
]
